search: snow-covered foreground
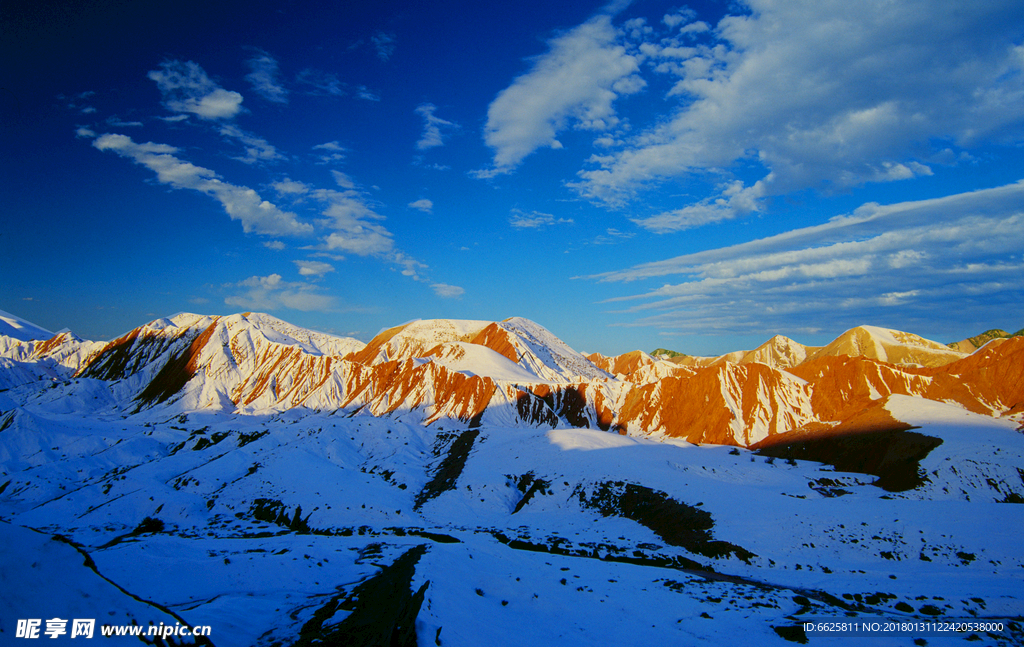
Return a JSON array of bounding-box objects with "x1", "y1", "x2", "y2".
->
[{"x1": 1, "y1": 376, "x2": 1022, "y2": 646}]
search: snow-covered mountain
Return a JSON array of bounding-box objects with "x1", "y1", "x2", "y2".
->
[
  {"x1": 7, "y1": 312, "x2": 1020, "y2": 447},
  {"x1": 0, "y1": 309, "x2": 55, "y2": 342},
  {"x1": 2, "y1": 311, "x2": 1023, "y2": 645}
]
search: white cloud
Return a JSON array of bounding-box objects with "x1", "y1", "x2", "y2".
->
[
  {"x1": 272, "y1": 179, "x2": 308, "y2": 196},
  {"x1": 592, "y1": 228, "x2": 635, "y2": 245},
  {"x1": 245, "y1": 49, "x2": 288, "y2": 103},
  {"x1": 392, "y1": 251, "x2": 428, "y2": 281},
  {"x1": 273, "y1": 179, "x2": 428, "y2": 279},
  {"x1": 356, "y1": 86, "x2": 381, "y2": 102},
  {"x1": 313, "y1": 141, "x2": 346, "y2": 164},
  {"x1": 304, "y1": 187, "x2": 394, "y2": 256},
  {"x1": 415, "y1": 104, "x2": 456, "y2": 150},
  {"x1": 572, "y1": 0, "x2": 1024, "y2": 206},
  {"x1": 591, "y1": 180, "x2": 1024, "y2": 337},
  {"x1": 148, "y1": 60, "x2": 243, "y2": 120},
  {"x1": 105, "y1": 117, "x2": 143, "y2": 128},
  {"x1": 315, "y1": 141, "x2": 345, "y2": 151},
  {"x1": 224, "y1": 274, "x2": 336, "y2": 312},
  {"x1": 264, "y1": 240, "x2": 286, "y2": 250},
  {"x1": 372, "y1": 32, "x2": 396, "y2": 61},
  {"x1": 431, "y1": 283, "x2": 465, "y2": 298},
  {"x1": 479, "y1": 14, "x2": 644, "y2": 174},
  {"x1": 509, "y1": 209, "x2": 574, "y2": 229},
  {"x1": 219, "y1": 125, "x2": 285, "y2": 164},
  {"x1": 296, "y1": 69, "x2": 346, "y2": 97},
  {"x1": 631, "y1": 178, "x2": 769, "y2": 232},
  {"x1": 331, "y1": 170, "x2": 356, "y2": 189},
  {"x1": 61, "y1": 91, "x2": 97, "y2": 114},
  {"x1": 408, "y1": 199, "x2": 433, "y2": 213},
  {"x1": 293, "y1": 260, "x2": 335, "y2": 277},
  {"x1": 91, "y1": 133, "x2": 311, "y2": 236}
]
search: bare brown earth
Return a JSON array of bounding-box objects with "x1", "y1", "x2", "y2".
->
[
  {"x1": 67, "y1": 318, "x2": 1024, "y2": 451},
  {"x1": 136, "y1": 321, "x2": 220, "y2": 406},
  {"x1": 469, "y1": 322, "x2": 521, "y2": 364},
  {"x1": 29, "y1": 332, "x2": 77, "y2": 359},
  {"x1": 346, "y1": 322, "x2": 414, "y2": 365}
]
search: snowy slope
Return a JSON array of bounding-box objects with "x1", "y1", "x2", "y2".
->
[
  {"x1": 3, "y1": 310, "x2": 1024, "y2": 645},
  {"x1": 808, "y1": 325, "x2": 968, "y2": 367},
  {"x1": 1, "y1": 388, "x2": 1021, "y2": 646},
  {"x1": 0, "y1": 309, "x2": 54, "y2": 342},
  {"x1": 5, "y1": 311, "x2": 1021, "y2": 445}
]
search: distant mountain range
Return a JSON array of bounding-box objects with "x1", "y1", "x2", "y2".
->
[
  {"x1": 2, "y1": 311, "x2": 1021, "y2": 448},
  {"x1": 946, "y1": 328, "x2": 1024, "y2": 353},
  {"x1": 0, "y1": 309, "x2": 57, "y2": 343},
  {"x1": 2, "y1": 311, "x2": 1023, "y2": 645}
]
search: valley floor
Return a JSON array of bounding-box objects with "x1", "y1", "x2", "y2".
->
[{"x1": 1, "y1": 382, "x2": 1023, "y2": 646}]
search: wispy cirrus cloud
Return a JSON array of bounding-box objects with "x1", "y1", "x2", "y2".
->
[
  {"x1": 219, "y1": 124, "x2": 285, "y2": 164},
  {"x1": 313, "y1": 141, "x2": 346, "y2": 164},
  {"x1": 105, "y1": 116, "x2": 143, "y2": 128},
  {"x1": 630, "y1": 179, "x2": 769, "y2": 232},
  {"x1": 591, "y1": 180, "x2": 1024, "y2": 339},
  {"x1": 415, "y1": 104, "x2": 457, "y2": 150},
  {"x1": 270, "y1": 177, "x2": 438, "y2": 285},
  {"x1": 224, "y1": 274, "x2": 336, "y2": 312},
  {"x1": 408, "y1": 199, "x2": 433, "y2": 213},
  {"x1": 477, "y1": 0, "x2": 1024, "y2": 231},
  {"x1": 296, "y1": 70, "x2": 379, "y2": 101},
  {"x1": 90, "y1": 132, "x2": 310, "y2": 236},
  {"x1": 293, "y1": 260, "x2": 335, "y2": 277},
  {"x1": 372, "y1": 32, "x2": 396, "y2": 61},
  {"x1": 148, "y1": 60, "x2": 244, "y2": 120},
  {"x1": 592, "y1": 227, "x2": 635, "y2": 245},
  {"x1": 431, "y1": 283, "x2": 465, "y2": 299},
  {"x1": 509, "y1": 209, "x2": 574, "y2": 229},
  {"x1": 85, "y1": 55, "x2": 461, "y2": 306},
  {"x1": 60, "y1": 91, "x2": 98, "y2": 114},
  {"x1": 296, "y1": 69, "x2": 346, "y2": 97},
  {"x1": 476, "y1": 14, "x2": 645, "y2": 176},
  {"x1": 245, "y1": 49, "x2": 288, "y2": 103}
]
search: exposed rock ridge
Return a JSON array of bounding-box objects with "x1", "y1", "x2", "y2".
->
[{"x1": 4, "y1": 313, "x2": 1022, "y2": 449}]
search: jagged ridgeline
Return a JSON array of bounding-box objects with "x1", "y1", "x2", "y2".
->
[
  {"x1": 3, "y1": 313, "x2": 1022, "y2": 447},
  {"x1": 946, "y1": 327, "x2": 1024, "y2": 353},
  {"x1": 3, "y1": 311, "x2": 1024, "y2": 645}
]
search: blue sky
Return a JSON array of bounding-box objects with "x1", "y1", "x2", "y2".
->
[{"x1": 2, "y1": 0, "x2": 1023, "y2": 356}]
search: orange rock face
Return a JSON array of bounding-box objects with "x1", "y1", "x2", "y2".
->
[
  {"x1": 469, "y1": 323, "x2": 521, "y2": 365},
  {"x1": 616, "y1": 362, "x2": 817, "y2": 445},
  {"x1": 613, "y1": 335, "x2": 1024, "y2": 446},
  {"x1": 40, "y1": 315, "x2": 1024, "y2": 447}
]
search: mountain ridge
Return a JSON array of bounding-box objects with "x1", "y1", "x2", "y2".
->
[
  {"x1": 2, "y1": 310, "x2": 1021, "y2": 448},
  {"x1": 3, "y1": 310, "x2": 1024, "y2": 645}
]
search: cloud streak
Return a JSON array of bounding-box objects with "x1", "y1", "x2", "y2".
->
[
  {"x1": 408, "y1": 199, "x2": 433, "y2": 213},
  {"x1": 219, "y1": 125, "x2": 285, "y2": 164},
  {"x1": 591, "y1": 180, "x2": 1024, "y2": 338},
  {"x1": 415, "y1": 104, "x2": 456, "y2": 150},
  {"x1": 148, "y1": 60, "x2": 244, "y2": 120},
  {"x1": 478, "y1": 14, "x2": 644, "y2": 175},
  {"x1": 224, "y1": 274, "x2": 336, "y2": 312},
  {"x1": 294, "y1": 260, "x2": 335, "y2": 277},
  {"x1": 91, "y1": 133, "x2": 311, "y2": 236},
  {"x1": 508, "y1": 209, "x2": 574, "y2": 229},
  {"x1": 245, "y1": 50, "x2": 288, "y2": 103}
]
